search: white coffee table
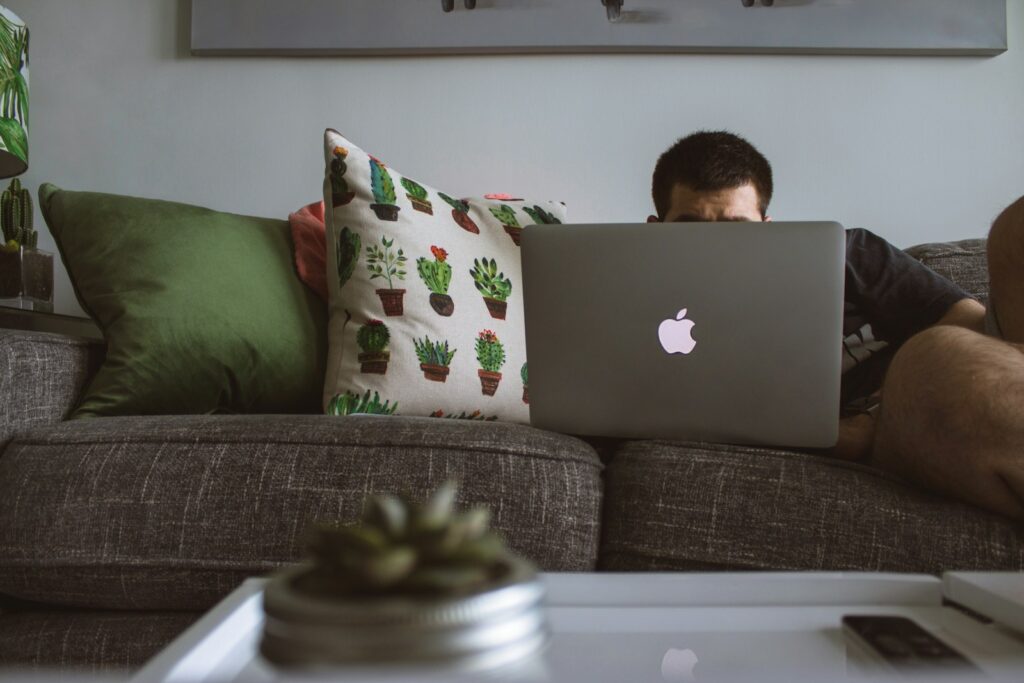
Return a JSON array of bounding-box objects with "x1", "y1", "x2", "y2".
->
[{"x1": 134, "y1": 573, "x2": 1024, "y2": 683}]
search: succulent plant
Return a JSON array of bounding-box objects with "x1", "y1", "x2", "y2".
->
[
  {"x1": 476, "y1": 330, "x2": 506, "y2": 373},
  {"x1": 336, "y1": 226, "x2": 361, "y2": 290},
  {"x1": 416, "y1": 246, "x2": 452, "y2": 295},
  {"x1": 488, "y1": 205, "x2": 520, "y2": 228},
  {"x1": 400, "y1": 177, "x2": 429, "y2": 201},
  {"x1": 369, "y1": 157, "x2": 397, "y2": 205},
  {"x1": 327, "y1": 390, "x2": 398, "y2": 416},
  {"x1": 522, "y1": 205, "x2": 561, "y2": 225},
  {"x1": 469, "y1": 258, "x2": 512, "y2": 302},
  {"x1": 1, "y1": 178, "x2": 34, "y2": 248},
  {"x1": 366, "y1": 236, "x2": 407, "y2": 290},
  {"x1": 438, "y1": 192, "x2": 469, "y2": 213},
  {"x1": 300, "y1": 481, "x2": 511, "y2": 597},
  {"x1": 357, "y1": 320, "x2": 390, "y2": 353},
  {"x1": 430, "y1": 410, "x2": 498, "y2": 422},
  {"x1": 330, "y1": 146, "x2": 352, "y2": 200},
  {"x1": 414, "y1": 336, "x2": 456, "y2": 367}
]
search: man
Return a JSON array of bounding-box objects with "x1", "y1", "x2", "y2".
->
[{"x1": 648, "y1": 131, "x2": 1022, "y2": 520}]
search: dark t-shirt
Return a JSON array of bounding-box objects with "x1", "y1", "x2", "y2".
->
[{"x1": 840, "y1": 228, "x2": 970, "y2": 405}]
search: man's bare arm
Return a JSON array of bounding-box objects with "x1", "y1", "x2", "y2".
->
[{"x1": 934, "y1": 297, "x2": 986, "y2": 333}]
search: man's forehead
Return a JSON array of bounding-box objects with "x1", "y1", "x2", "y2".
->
[{"x1": 665, "y1": 182, "x2": 762, "y2": 221}]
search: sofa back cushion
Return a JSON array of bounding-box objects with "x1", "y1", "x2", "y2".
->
[{"x1": 904, "y1": 238, "x2": 989, "y2": 305}]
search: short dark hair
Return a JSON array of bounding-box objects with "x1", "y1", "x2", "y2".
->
[{"x1": 652, "y1": 131, "x2": 773, "y2": 219}]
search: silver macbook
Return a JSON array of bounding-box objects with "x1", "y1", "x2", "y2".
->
[{"x1": 521, "y1": 221, "x2": 845, "y2": 448}]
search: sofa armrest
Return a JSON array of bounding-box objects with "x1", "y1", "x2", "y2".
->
[{"x1": 0, "y1": 330, "x2": 104, "y2": 447}]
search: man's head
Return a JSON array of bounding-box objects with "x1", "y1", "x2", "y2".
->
[{"x1": 649, "y1": 131, "x2": 773, "y2": 223}]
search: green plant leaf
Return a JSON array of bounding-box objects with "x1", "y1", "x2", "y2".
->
[{"x1": 0, "y1": 118, "x2": 26, "y2": 163}]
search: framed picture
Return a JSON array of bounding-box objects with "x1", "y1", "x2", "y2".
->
[{"x1": 191, "y1": 0, "x2": 1007, "y2": 57}]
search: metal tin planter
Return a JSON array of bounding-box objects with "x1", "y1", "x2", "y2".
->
[{"x1": 260, "y1": 557, "x2": 547, "y2": 673}]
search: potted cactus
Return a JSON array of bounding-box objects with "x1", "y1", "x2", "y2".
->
[
  {"x1": 470, "y1": 257, "x2": 512, "y2": 320},
  {"x1": 521, "y1": 363, "x2": 529, "y2": 404},
  {"x1": 0, "y1": 179, "x2": 53, "y2": 311},
  {"x1": 414, "y1": 336, "x2": 456, "y2": 383},
  {"x1": 489, "y1": 205, "x2": 523, "y2": 245},
  {"x1": 329, "y1": 146, "x2": 356, "y2": 207},
  {"x1": 336, "y1": 226, "x2": 361, "y2": 292},
  {"x1": 400, "y1": 177, "x2": 433, "y2": 215},
  {"x1": 356, "y1": 320, "x2": 391, "y2": 375},
  {"x1": 260, "y1": 482, "x2": 545, "y2": 670},
  {"x1": 475, "y1": 330, "x2": 506, "y2": 396},
  {"x1": 368, "y1": 156, "x2": 400, "y2": 221},
  {"x1": 416, "y1": 245, "x2": 454, "y2": 316},
  {"x1": 522, "y1": 205, "x2": 562, "y2": 226},
  {"x1": 438, "y1": 192, "x2": 479, "y2": 234},
  {"x1": 327, "y1": 389, "x2": 398, "y2": 416},
  {"x1": 366, "y1": 236, "x2": 407, "y2": 316}
]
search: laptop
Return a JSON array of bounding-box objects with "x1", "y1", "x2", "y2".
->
[{"x1": 521, "y1": 221, "x2": 845, "y2": 448}]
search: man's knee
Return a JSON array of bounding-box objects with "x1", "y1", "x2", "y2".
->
[
  {"x1": 873, "y1": 326, "x2": 1024, "y2": 520},
  {"x1": 988, "y1": 195, "x2": 1024, "y2": 268}
]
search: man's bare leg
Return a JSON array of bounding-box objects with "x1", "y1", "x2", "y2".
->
[
  {"x1": 987, "y1": 195, "x2": 1024, "y2": 342},
  {"x1": 871, "y1": 196, "x2": 1024, "y2": 521}
]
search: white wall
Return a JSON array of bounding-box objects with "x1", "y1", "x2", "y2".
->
[{"x1": 8, "y1": 0, "x2": 1024, "y2": 316}]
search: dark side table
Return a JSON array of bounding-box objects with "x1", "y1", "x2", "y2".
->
[{"x1": 0, "y1": 305, "x2": 101, "y2": 340}]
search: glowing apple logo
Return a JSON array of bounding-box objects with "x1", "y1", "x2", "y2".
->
[
  {"x1": 658, "y1": 309, "x2": 697, "y2": 355},
  {"x1": 661, "y1": 648, "x2": 699, "y2": 682}
]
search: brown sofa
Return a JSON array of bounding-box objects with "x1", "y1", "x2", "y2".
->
[{"x1": 1, "y1": 237, "x2": 1021, "y2": 672}]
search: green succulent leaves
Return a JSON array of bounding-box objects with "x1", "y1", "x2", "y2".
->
[
  {"x1": 416, "y1": 246, "x2": 452, "y2": 295},
  {"x1": 356, "y1": 320, "x2": 390, "y2": 353},
  {"x1": 366, "y1": 236, "x2": 407, "y2": 290},
  {"x1": 369, "y1": 157, "x2": 397, "y2": 205},
  {"x1": 488, "y1": 205, "x2": 520, "y2": 228},
  {"x1": 438, "y1": 192, "x2": 469, "y2": 213},
  {"x1": 304, "y1": 482, "x2": 510, "y2": 597},
  {"x1": 327, "y1": 390, "x2": 398, "y2": 416},
  {"x1": 470, "y1": 258, "x2": 512, "y2": 302},
  {"x1": 476, "y1": 330, "x2": 506, "y2": 373},
  {"x1": 522, "y1": 205, "x2": 562, "y2": 225},
  {"x1": 414, "y1": 336, "x2": 456, "y2": 367},
  {"x1": 336, "y1": 227, "x2": 361, "y2": 290},
  {"x1": 400, "y1": 177, "x2": 428, "y2": 201}
]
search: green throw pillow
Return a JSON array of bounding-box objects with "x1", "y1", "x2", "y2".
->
[{"x1": 39, "y1": 184, "x2": 328, "y2": 417}]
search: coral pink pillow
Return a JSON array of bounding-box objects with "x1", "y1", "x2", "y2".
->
[{"x1": 289, "y1": 201, "x2": 328, "y2": 301}]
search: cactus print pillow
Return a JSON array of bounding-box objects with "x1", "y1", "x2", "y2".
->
[{"x1": 322, "y1": 129, "x2": 565, "y2": 424}]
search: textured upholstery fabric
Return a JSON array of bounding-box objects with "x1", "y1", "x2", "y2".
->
[
  {"x1": 0, "y1": 331, "x2": 103, "y2": 449},
  {"x1": 600, "y1": 441, "x2": 1024, "y2": 573},
  {"x1": 904, "y1": 238, "x2": 989, "y2": 304},
  {"x1": 0, "y1": 415, "x2": 602, "y2": 610},
  {"x1": 0, "y1": 610, "x2": 196, "y2": 670}
]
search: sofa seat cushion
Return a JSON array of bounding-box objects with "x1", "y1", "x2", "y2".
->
[
  {"x1": 601, "y1": 440, "x2": 1024, "y2": 573},
  {"x1": 0, "y1": 610, "x2": 198, "y2": 671},
  {"x1": 0, "y1": 415, "x2": 602, "y2": 610}
]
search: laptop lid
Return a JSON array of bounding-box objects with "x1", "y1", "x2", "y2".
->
[{"x1": 521, "y1": 221, "x2": 845, "y2": 448}]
